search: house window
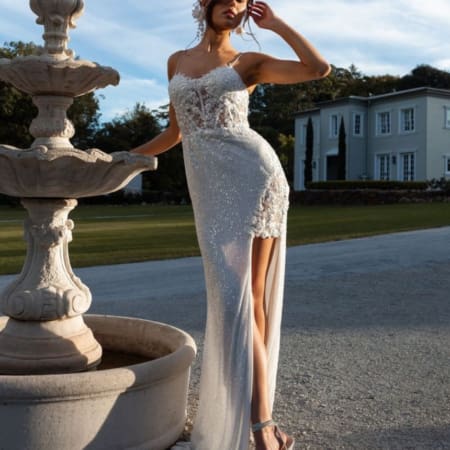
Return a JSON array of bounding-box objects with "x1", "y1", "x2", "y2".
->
[
  {"x1": 401, "y1": 153, "x2": 415, "y2": 181},
  {"x1": 377, "y1": 154, "x2": 390, "y2": 180},
  {"x1": 400, "y1": 108, "x2": 415, "y2": 133},
  {"x1": 377, "y1": 111, "x2": 391, "y2": 135},
  {"x1": 445, "y1": 156, "x2": 450, "y2": 175},
  {"x1": 329, "y1": 114, "x2": 338, "y2": 138},
  {"x1": 445, "y1": 107, "x2": 450, "y2": 129},
  {"x1": 353, "y1": 113, "x2": 363, "y2": 136}
]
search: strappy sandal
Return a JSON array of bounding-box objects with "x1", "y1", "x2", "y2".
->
[{"x1": 252, "y1": 419, "x2": 295, "y2": 450}]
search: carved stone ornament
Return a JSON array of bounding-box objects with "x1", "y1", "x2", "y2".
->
[
  {"x1": 1, "y1": 199, "x2": 91, "y2": 321},
  {"x1": 0, "y1": 199, "x2": 103, "y2": 373},
  {"x1": 30, "y1": 0, "x2": 85, "y2": 57}
]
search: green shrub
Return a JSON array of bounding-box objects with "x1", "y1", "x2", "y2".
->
[{"x1": 307, "y1": 180, "x2": 428, "y2": 190}]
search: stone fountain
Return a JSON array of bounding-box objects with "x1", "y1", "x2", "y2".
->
[{"x1": 0, "y1": 1, "x2": 196, "y2": 449}]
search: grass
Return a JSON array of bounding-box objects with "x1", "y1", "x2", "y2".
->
[
  {"x1": 0, "y1": 202, "x2": 449, "y2": 275},
  {"x1": 286, "y1": 202, "x2": 450, "y2": 245}
]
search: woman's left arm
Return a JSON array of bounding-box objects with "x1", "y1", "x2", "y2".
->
[{"x1": 247, "y1": 1, "x2": 331, "y2": 85}]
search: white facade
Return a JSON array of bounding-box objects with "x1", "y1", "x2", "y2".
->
[{"x1": 294, "y1": 87, "x2": 450, "y2": 190}]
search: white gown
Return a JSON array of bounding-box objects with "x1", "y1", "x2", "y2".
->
[{"x1": 169, "y1": 62, "x2": 289, "y2": 450}]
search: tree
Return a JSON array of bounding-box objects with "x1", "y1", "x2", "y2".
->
[
  {"x1": 92, "y1": 103, "x2": 161, "y2": 152},
  {"x1": 277, "y1": 133, "x2": 294, "y2": 183},
  {"x1": 304, "y1": 117, "x2": 313, "y2": 187},
  {"x1": 398, "y1": 64, "x2": 450, "y2": 90},
  {"x1": 143, "y1": 105, "x2": 187, "y2": 197},
  {"x1": 68, "y1": 93, "x2": 101, "y2": 149},
  {"x1": 0, "y1": 42, "x2": 38, "y2": 147},
  {"x1": 92, "y1": 103, "x2": 188, "y2": 196},
  {"x1": 338, "y1": 117, "x2": 346, "y2": 180}
]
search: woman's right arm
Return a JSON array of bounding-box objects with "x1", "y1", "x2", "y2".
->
[
  {"x1": 130, "y1": 103, "x2": 181, "y2": 156},
  {"x1": 130, "y1": 53, "x2": 182, "y2": 156}
]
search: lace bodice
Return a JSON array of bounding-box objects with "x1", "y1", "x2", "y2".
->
[
  {"x1": 169, "y1": 63, "x2": 289, "y2": 240},
  {"x1": 169, "y1": 66, "x2": 250, "y2": 136}
]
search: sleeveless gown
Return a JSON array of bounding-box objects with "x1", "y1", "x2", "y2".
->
[{"x1": 169, "y1": 63, "x2": 289, "y2": 450}]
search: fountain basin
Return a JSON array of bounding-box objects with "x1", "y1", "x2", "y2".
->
[
  {"x1": 0, "y1": 314, "x2": 196, "y2": 450},
  {"x1": 0, "y1": 57, "x2": 119, "y2": 97},
  {"x1": 0, "y1": 146, "x2": 157, "y2": 198}
]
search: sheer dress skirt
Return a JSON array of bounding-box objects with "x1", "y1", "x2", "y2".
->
[{"x1": 182, "y1": 128, "x2": 289, "y2": 450}]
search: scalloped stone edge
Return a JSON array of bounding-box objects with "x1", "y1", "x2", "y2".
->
[{"x1": 0, "y1": 145, "x2": 157, "y2": 169}]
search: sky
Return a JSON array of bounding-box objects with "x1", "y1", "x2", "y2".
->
[{"x1": 0, "y1": 0, "x2": 449, "y2": 123}]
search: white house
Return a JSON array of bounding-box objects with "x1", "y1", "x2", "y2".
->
[{"x1": 294, "y1": 87, "x2": 450, "y2": 190}]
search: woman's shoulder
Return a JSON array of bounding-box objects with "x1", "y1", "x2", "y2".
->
[
  {"x1": 168, "y1": 50, "x2": 186, "y2": 66},
  {"x1": 167, "y1": 50, "x2": 187, "y2": 78}
]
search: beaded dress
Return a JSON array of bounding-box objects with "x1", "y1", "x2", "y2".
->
[{"x1": 169, "y1": 57, "x2": 289, "y2": 450}]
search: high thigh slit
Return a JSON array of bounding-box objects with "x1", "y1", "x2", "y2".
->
[{"x1": 169, "y1": 63, "x2": 289, "y2": 449}]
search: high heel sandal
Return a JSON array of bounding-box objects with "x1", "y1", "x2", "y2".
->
[{"x1": 252, "y1": 419, "x2": 295, "y2": 450}]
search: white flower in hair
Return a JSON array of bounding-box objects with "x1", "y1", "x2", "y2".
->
[{"x1": 192, "y1": 0, "x2": 206, "y2": 39}]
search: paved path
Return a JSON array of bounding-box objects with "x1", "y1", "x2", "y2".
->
[{"x1": 1, "y1": 227, "x2": 449, "y2": 449}]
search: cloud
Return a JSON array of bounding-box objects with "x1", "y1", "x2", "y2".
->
[
  {"x1": 70, "y1": 2, "x2": 196, "y2": 72},
  {"x1": 263, "y1": 0, "x2": 449, "y2": 75},
  {"x1": 0, "y1": 1, "x2": 34, "y2": 16},
  {"x1": 434, "y1": 58, "x2": 450, "y2": 71},
  {"x1": 0, "y1": 0, "x2": 448, "y2": 118},
  {"x1": 0, "y1": 1, "x2": 40, "y2": 44},
  {"x1": 405, "y1": 0, "x2": 450, "y2": 26}
]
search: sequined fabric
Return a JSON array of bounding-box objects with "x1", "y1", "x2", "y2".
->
[
  {"x1": 169, "y1": 65, "x2": 289, "y2": 450},
  {"x1": 170, "y1": 66, "x2": 289, "y2": 237}
]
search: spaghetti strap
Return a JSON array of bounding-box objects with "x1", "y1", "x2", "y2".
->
[
  {"x1": 227, "y1": 52, "x2": 242, "y2": 67},
  {"x1": 171, "y1": 51, "x2": 244, "y2": 80}
]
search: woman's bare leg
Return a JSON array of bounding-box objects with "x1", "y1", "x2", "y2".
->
[
  {"x1": 251, "y1": 237, "x2": 288, "y2": 450},
  {"x1": 252, "y1": 237, "x2": 275, "y2": 343}
]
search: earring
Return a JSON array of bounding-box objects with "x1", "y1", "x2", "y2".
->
[
  {"x1": 192, "y1": 0, "x2": 206, "y2": 40},
  {"x1": 234, "y1": 25, "x2": 245, "y2": 35}
]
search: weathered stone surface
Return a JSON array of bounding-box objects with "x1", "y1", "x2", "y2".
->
[
  {"x1": 0, "y1": 315, "x2": 197, "y2": 449},
  {"x1": 1, "y1": 199, "x2": 91, "y2": 321},
  {"x1": 0, "y1": 146, "x2": 157, "y2": 198},
  {"x1": 0, "y1": 57, "x2": 119, "y2": 97},
  {"x1": 30, "y1": 0, "x2": 85, "y2": 57}
]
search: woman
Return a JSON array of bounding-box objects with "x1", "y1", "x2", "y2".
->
[{"x1": 131, "y1": 1, "x2": 330, "y2": 448}]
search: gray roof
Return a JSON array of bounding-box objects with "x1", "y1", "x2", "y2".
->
[{"x1": 295, "y1": 86, "x2": 450, "y2": 117}]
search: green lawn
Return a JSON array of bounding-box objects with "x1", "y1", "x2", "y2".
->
[
  {"x1": 0, "y1": 202, "x2": 449, "y2": 275},
  {"x1": 286, "y1": 202, "x2": 450, "y2": 245}
]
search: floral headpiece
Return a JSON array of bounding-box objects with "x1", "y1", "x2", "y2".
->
[{"x1": 192, "y1": 0, "x2": 206, "y2": 39}]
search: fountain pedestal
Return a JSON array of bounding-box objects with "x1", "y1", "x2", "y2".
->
[{"x1": 0, "y1": 199, "x2": 101, "y2": 374}]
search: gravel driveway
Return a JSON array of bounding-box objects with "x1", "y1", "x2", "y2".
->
[{"x1": 1, "y1": 227, "x2": 449, "y2": 449}]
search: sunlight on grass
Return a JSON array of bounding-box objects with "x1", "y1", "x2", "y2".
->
[{"x1": 0, "y1": 203, "x2": 449, "y2": 275}]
